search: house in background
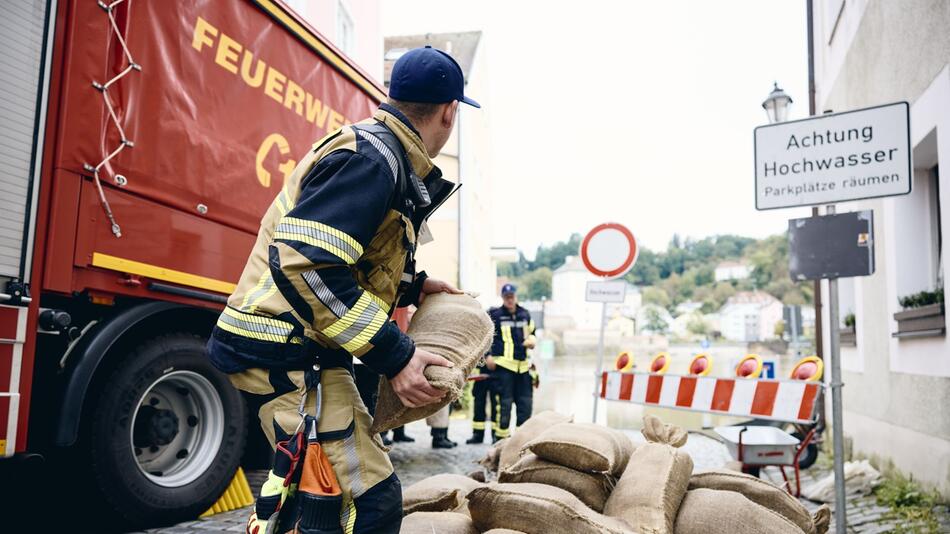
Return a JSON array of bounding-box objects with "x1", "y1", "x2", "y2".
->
[
  {"x1": 714, "y1": 260, "x2": 752, "y2": 282},
  {"x1": 548, "y1": 256, "x2": 641, "y2": 330},
  {"x1": 384, "y1": 31, "x2": 500, "y2": 307},
  {"x1": 719, "y1": 291, "x2": 783, "y2": 342}
]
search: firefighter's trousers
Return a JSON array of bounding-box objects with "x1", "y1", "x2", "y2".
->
[
  {"x1": 471, "y1": 374, "x2": 497, "y2": 434},
  {"x1": 493, "y1": 367, "x2": 533, "y2": 439},
  {"x1": 230, "y1": 366, "x2": 402, "y2": 534}
]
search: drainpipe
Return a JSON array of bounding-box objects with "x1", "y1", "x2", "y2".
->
[{"x1": 806, "y1": 0, "x2": 826, "y2": 435}]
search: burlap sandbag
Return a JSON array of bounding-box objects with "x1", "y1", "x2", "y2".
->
[
  {"x1": 467, "y1": 483, "x2": 636, "y2": 534},
  {"x1": 372, "y1": 293, "x2": 493, "y2": 433},
  {"x1": 479, "y1": 439, "x2": 504, "y2": 473},
  {"x1": 400, "y1": 511, "x2": 478, "y2": 534},
  {"x1": 497, "y1": 411, "x2": 573, "y2": 472},
  {"x1": 402, "y1": 473, "x2": 485, "y2": 515},
  {"x1": 674, "y1": 488, "x2": 805, "y2": 534},
  {"x1": 813, "y1": 505, "x2": 831, "y2": 534},
  {"x1": 525, "y1": 422, "x2": 635, "y2": 476},
  {"x1": 689, "y1": 469, "x2": 816, "y2": 534},
  {"x1": 499, "y1": 453, "x2": 614, "y2": 511},
  {"x1": 603, "y1": 415, "x2": 694, "y2": 534}
]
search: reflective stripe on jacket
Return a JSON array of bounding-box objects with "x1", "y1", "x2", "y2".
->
[
  {"x1": 208, "y1": 105, "x2": 454, "y2": 378},
  {"x1": 489, "y1": 305, "x2": 536, "y2": 373}
]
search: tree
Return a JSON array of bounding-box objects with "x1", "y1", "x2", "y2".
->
[
  {"x1": 686, "y1": 312, "x2": 710, "y2": 336},
  {"x1": 644, "y1": 307, "x2": 669, "y2": 334},
  {"x1": 531, "y1": 234, "x2": 582, "y2": 271},
  {"x1": 518, "y1": 267, "x2": 552, "y2": 300},
  {"x1": 642, "y1": 286, "x2": 671, "y2": 309}
]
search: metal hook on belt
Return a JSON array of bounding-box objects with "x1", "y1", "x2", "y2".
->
[{"x1": 294, "y1": 363, "x2": 323, "y2": 437}]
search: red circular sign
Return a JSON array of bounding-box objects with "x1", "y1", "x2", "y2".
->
[{"x1": 580, "y1": 223, "x2": 638, "y2": 278}]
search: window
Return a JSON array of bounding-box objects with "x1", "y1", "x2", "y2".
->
[
  {"x1": 929, "y1": 165, "x2": 943, "y2": 289},
  {"x1": 335, "y1": 0, "x2": 354, "y2": 56}
]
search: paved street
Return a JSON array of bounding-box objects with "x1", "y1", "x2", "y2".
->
[{"x1": 142, "y1": 415, "x2": 949, "y2": 534}]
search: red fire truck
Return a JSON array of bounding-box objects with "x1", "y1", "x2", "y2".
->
[{"x1": 1, "y1": 0, "x2": 384, "y2": 525}]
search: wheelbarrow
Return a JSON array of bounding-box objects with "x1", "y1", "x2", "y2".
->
[{"x1": 714, "y1": 425, "x2": 818, "y2": 497}]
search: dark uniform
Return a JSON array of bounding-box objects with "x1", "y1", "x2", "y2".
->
[
  {"x1": 467, "y1": 360, "x2": 498, "y2": 443},
  {"x1": 206, "y1": 103, "x2": 454, "y2": 534},
  {"x1": 488, "y1": 304, "x2": 536, "y2": 439}
]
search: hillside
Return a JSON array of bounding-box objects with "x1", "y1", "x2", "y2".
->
[{"x1": 498, "y1": 233, "x2": 812, "y2": 313}]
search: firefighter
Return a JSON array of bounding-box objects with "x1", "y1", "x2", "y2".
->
[
  {"x1": 207, "y1": 46, "x2": 480, "y2": 534},
  {"x1": 487, "y1": 283, "x2": 537, "y2": 442},
  {"x1": 466, "y1": 354, "x2": 498, "y2": 444}
]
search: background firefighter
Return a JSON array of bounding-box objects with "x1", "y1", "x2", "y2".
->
[{"x1": 485, "y1": 283, "x2": 537, "y2": 442}]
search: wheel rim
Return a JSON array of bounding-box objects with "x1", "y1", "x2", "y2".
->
[{"x1": 129, "y1": 370, "x2": 225, "y2": 487}]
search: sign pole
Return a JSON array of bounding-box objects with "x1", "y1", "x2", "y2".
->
[
  {"x1": 591, "y1": 300, "x2": 607, "y2": 422},
  {"x1": 825, "y1": 204, "x2": 847, "y2": 533},
  {"x1": 580, "y1": 222, "x2": 638, "y2": 425}
]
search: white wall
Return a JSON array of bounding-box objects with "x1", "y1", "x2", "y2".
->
[
  {"x1": 813, "y1": 0, "x2": 950, "y2": 496},
  {"x1": 282, "y1": 0, "x2": 383, "y2": 82}
]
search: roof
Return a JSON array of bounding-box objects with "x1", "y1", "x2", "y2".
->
[
  {"x1": 383, "y1": 31, "x2": 483, "y2": 85},
  {"x1": 715, "y1": 260, "x2": 749, "y2": 269},
  {"x1": 553, "y1": 255, "x2": 588, "y2": 274},
  {"x1": 724, "y1": 291, "x2": 780, "y2": 307}
]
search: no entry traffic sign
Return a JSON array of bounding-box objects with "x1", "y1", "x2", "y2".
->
[{"x1": 580, "y1": 223, "x2": 638, "y2": 278}]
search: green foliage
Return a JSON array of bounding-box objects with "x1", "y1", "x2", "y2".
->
[
  {"x1": 686, "y1": 313, "x2": 710, "y2": 336},
  {"x1": 519, "y1": 267, "x2": 552, "y2": 300},
  {"x1": 534, "y1": 233, "x2": 582, "y2": 271},
  {"x1": 844, "y1": 313, "x2": 856, "y2": 328},
  {"x1": 773, "y1": 319, "x2": 785, "y2": 337},
  {"x1": 503, "y1": 232, "x2": 811, "y2": 314},
  {"x1": 644, "y1": 307, "x2": 669, "y2": 334},
  {"x1": 898, "y1": 288, "x2": 945, "y2": 309},
  {"x1": 642, "y1": 286, "x2": 671, "y2": 308},
  {"x1": 875, "y1": 475, "x2": 941, "y2": 533}
]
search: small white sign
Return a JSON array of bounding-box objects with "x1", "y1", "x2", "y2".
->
[
  {"x1": 754, "y1": 102, "x2": 911, "y2": 210},
  {"x1": 586, "y1": 280, "x2": 627, "y2": 303}
]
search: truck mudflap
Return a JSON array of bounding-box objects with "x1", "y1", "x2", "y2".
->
[{"x1": 0, "y1": 305, "x2": 28, "y2": 458}]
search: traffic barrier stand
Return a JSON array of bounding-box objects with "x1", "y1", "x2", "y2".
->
[{"x1": 199, "y1": 467, "x2": 255, "y2": 518}]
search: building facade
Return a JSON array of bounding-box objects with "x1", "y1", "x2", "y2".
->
[
  {"x1": 282, "y1": 0, "x2": 382, "y2": 82},
  {"x1": 714, "y1": 261, "x2": 752, "y2": 282},
  {"x1": 812, "y1": 0, "x2": 949, "y2": 496},
  {"x1": 549, "y1": 256, "x2": 641, "y2": 330},
  {"x1": 719, "y1": 291, "x2": 783, "y2": 342}
]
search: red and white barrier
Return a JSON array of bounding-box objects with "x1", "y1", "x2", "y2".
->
[{"x1": 599, "y1": 371, "x2": 822, "y2": 424}]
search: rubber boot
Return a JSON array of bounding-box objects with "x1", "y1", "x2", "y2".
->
[
  {"x1": 380, "y1": 432, "x2": 392, "y2": 446},
  {"x1": 392, "y1": 426, "x2": 415, "y2": 443},
  {"x1": 431, "y1": 428, "x2": 457, "y2": 449},
  {"x1": 465, "y1": 430, "x2": 485, "y2": 444}
]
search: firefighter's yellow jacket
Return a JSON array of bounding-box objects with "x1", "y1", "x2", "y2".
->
[{"x1": 208, "y1": 104, "x2": 455, "y2": 378}]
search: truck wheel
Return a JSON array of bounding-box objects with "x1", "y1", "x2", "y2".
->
[{"x1": 88, "y1": 333, "x2": 246, "y2": 527}]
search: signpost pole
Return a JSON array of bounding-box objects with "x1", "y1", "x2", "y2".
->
[
  {"x1": 825, "y1": 204, "x2": 847, "y2": 533},
  {"x1": 591, "y1": 300, "x2": 607, "y2": 422}
]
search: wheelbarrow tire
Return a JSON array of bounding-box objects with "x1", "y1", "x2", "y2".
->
[{"x1": 792, "y1": 430, "x2": 819, "y2": 469}]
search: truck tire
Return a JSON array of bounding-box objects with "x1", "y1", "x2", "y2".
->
[{"x1": 87, "y1": 333, "x2": 246, "y2": 527}]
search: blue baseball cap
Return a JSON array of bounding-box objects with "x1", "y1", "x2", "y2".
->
[
  {"x1": 501, "y1": 283, "x2": 517, "y2": 296},
  {"x1": 389, "y1": 46, "x2": 481, "y2": 108}
]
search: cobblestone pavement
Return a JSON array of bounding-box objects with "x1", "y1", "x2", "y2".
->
[{"x1": 144, "y1": 418, "x2": 949, "y2": 533}]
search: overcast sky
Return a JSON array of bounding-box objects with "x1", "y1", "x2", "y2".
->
[{"x1": 382, "y1": 0, "x2": 813, "y2": 257}]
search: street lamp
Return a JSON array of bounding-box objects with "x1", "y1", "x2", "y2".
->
[{"x1": 762, "y1": 82, "x2": 793, "y2": 123}]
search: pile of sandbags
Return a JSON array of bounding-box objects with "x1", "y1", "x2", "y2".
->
[
  {"x1": 372, "y1": 293, "x2": 494, "y2": 433},
  {"x1": 403, "y1": 413, "x2": 830, "y2": 534}
]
